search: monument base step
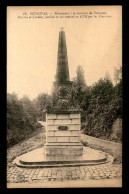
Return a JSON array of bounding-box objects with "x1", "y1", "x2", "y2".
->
[
  {"x1": 15, "y1": 160, "x2": 109, "y2": 168},
  {"x1": 13, "y1": 146, "x2": 113, "y2": 168}
]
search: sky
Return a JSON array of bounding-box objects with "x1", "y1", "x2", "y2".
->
[{"x1": 7, "y1": 6, "x2": 122, "y2": 100}]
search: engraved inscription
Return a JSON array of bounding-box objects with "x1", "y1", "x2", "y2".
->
[{"x1": 58, "y1": 126, "x2": 68, "y2": 130}]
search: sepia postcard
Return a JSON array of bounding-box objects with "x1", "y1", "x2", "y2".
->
[{"x1": 7, "y1": 6, "x2": 122, "y2": 188}]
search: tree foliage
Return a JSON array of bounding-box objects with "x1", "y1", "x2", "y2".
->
[
  {"x1": 7, "y1": 93, "x2": 40, "y2": 147},
  {"x1": 72, "y1": 65, "x2": 87, "y2": 108},
  {"x1": 34, "y1": 93, "x2": 53, "y2": 120},
  {"x1": 72, "y1": 66, "x2": 122, "y2": 140},
  {"x1": 114, "y1": 66, "x2": 122, "y2": 85}
]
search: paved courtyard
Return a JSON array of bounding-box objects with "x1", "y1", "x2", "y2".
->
[{"x1": 7, "y1": 161, "x2": 122, "y2": 185}]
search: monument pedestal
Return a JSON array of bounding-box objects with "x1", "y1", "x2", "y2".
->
[{"x1": 44, "y1": 112, "x2": 83, "y2": 156}]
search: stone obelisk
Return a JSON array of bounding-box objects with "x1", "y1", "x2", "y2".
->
[
  {"x1": 56, "y1": 27, "x2": 70, "y2": 83},
  {"x1": 53, "y1": 28, "x2": 73, "y2": 111},
  {"x1": 44, "y1": 29, "x2": 83, "y2": 156}
]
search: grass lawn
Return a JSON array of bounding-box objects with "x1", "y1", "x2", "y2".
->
[{"x1": 81, "y1": 134, "x2": 122, "y2": 164}]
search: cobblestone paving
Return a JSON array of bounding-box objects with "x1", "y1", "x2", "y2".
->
[{"x1": 7, "y1": 162, "x2": 122, "y2": 184}]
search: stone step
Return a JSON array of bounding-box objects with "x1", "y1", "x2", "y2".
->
[{"x1": 15, "y1": 160, "x2": 109, "y2": 169}]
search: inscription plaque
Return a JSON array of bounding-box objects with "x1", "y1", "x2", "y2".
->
[{"x1": 58, "y1": 126, "x2": 68, "y2": 130}]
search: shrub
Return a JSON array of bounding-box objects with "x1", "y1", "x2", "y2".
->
[{"x1": 7, "y1": 93, "x2": 39, "y2": 147}]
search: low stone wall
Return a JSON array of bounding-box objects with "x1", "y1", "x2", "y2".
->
[{"x1": 80, "y1": 134, "x2": 122, "y2": 163}]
